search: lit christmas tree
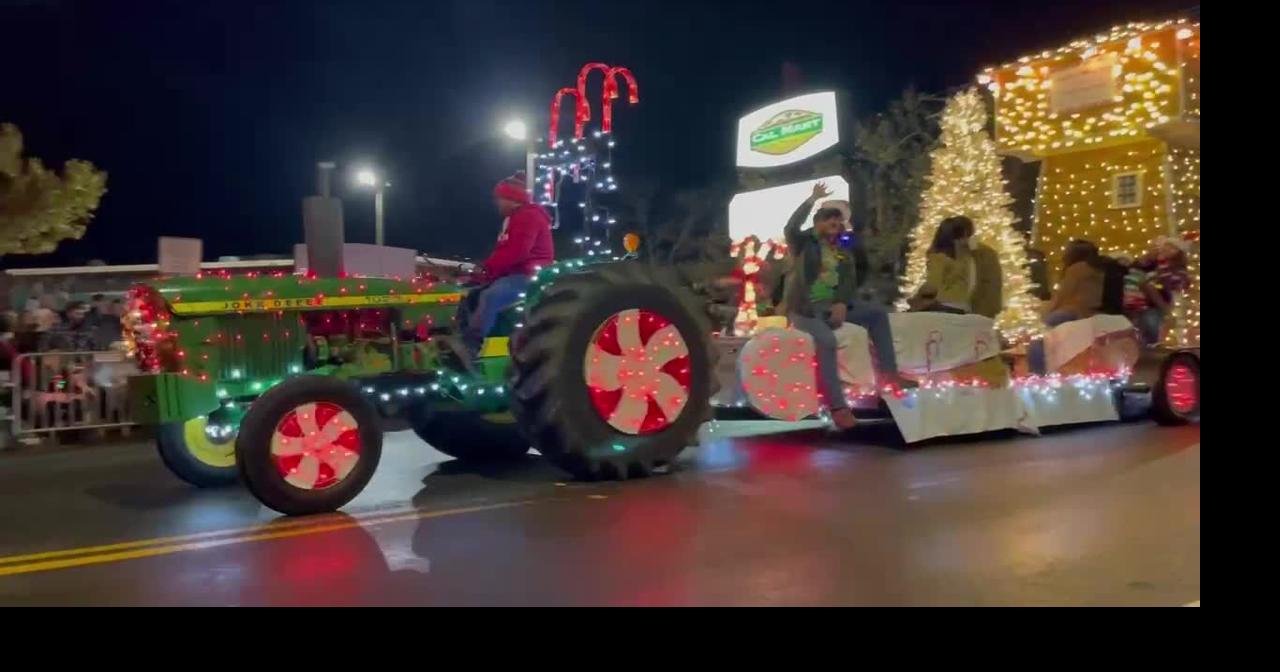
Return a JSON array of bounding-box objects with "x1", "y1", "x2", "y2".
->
[{"x1": 898, "y1": 88, "x2": 1041, "y2": 343}]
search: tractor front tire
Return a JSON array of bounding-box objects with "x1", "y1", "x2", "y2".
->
[
  {"x1": 156, "y1": 416, "x2": 240, "y2": 487},
  {"x1": 236, "y1": 376, "x2": 382, "y2": 516},
  {"x1": 510, "y1": 263, "x2": 717, "y2": 480}
]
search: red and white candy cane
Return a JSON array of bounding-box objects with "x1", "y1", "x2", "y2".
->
[
  {"x1": 548, "y1": 86, "x2": 585, "y2": 148},
  {"x1": 601, "y1": 66, "x2": 638, "y2": 134}
]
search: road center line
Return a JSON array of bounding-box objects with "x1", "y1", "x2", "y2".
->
[{"x1": 0, "y1": 500, "x2": 536, "y2": 578}]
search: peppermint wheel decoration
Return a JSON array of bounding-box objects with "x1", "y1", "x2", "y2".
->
[
  {"x1": 584, "y1": 309, "x2": 692, "y2": 434},
  {"x1": 737, "y1": 328, "x2": 822, "y2": 421},
  {"x1": 271, "y1": 401, "x2": 362, "y2": 490}
]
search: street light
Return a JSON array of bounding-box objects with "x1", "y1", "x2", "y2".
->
[
  {"x1": 503, "y1": 119, "x2": 528, "y2": 141},
  {"x1": 353, "y1": 167, "x2": 387, "y2": 246},
  {"x1": 502, "y1": 119, "x2": 534, "y2": 198}
]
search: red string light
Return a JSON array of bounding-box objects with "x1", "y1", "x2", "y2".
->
[
  {"x1": 548, "y1": 86, "x2": 585, "y2": 147},
  {"x1": 601, "y1": 66, "x2": 638, "y2": 134}
]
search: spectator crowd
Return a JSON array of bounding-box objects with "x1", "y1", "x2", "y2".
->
[{"x1": 2, "y1": 293, "x2": 126, "y2": 371}]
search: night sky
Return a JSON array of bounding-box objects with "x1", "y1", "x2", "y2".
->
[{"x1": 3, "y1": 0, "x2": 1193, "y2": 267}]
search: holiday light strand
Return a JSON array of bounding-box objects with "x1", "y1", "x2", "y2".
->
[
  {"x1": 898, "y1": 88, "x2": 1042, "y2": 344},
  {"x1": 979, "y1": 22, "x2": 1198, "y2": 158}
]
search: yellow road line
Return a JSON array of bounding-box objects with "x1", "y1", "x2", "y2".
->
[
  {"x1": 0, "y1": 505, "x2": 422, "y2": 565},
  {"x1": 0, "y1": 500, "x2": 534, "y2": 578}
]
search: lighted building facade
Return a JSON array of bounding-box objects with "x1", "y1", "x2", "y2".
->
[{"x1": 979, "y1": 19, "x2": 1200, "y2": 345}]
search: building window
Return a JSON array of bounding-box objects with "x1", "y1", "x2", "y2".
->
[{"x1": 1111, "y1": 171, "x2": 1143, "y2": 209}]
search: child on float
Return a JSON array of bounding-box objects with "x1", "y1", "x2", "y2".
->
[{"x1": 1122, "y1": 236, "x2": 1190, "y2": 346}]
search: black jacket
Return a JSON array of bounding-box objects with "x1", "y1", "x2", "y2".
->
[{"x1": 778, "y1": 197, "x2": 856, "y2": 317}]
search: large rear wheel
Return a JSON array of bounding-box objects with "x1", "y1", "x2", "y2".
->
[
  {"x1": 236, "y1": 377, "x2": 382, "y2": 515},
  {"x1": 510, "y1": 263, "x2": 716, "y2": 480},
  {"x1": 409, "y1": 405, "x2": 529, "y2": 462}
]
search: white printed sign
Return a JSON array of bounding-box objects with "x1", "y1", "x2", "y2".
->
[
  {"x1": 1049, "y1": 52, "x2": 1119, "y2": 115},
  {"x1": 158, "y1": 237, "x2": 203, "y2": 276},
  {"x1": 728, "y1": 176, "x2": 850, "y2": 244},
  {"x1": 295, "y1": 243, "x2": 417, "y2": 279}
]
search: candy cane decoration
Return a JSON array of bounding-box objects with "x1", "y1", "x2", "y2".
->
[
  {"x1": 549, "y1": 86, "x2": 585, "y2": 148},
  {"x1": 601, "y1": 66, "x2": 639, "y2": 134},
  {"x1": 575, "y1": 62, "x2": 611, "y2": 124},
  {"x1": 925, "y1": 331, "x2": 942, "y2": 373},
  {"x1": 733, "y1": 236, "x2": 770, "y2": 336},
  {"x1": 574, "y1": 63, "x2": 640, "y2": 135}
]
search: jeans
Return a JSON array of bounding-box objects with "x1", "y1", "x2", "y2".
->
[
  {"x1": 789, "y1": 312, "x2": 847, "y2": 410},
  {"x1": 461, "y1": 274, "x2": 530, "y2": 356},
  {"x1": 845, "y1": 300, "x2": 899, "y2": 374},
  {"x1": 1135, "y1": 308, "x2": 1163, "y2": 346},
  {"x1": 1028, "y1": 310, "x2": 1080, "y2": 374}
]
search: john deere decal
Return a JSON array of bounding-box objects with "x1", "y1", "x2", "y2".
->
[{"x1": 750, "y1": 110, "x2": 824, "y2": 156}]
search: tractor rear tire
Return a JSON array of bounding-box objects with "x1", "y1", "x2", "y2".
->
[
  {"x1": 510, "y1": 262, "x2": 717, "y2": 480},
  {"x1": 409, "y1": 405, "x2": 530, "y2": 462}
]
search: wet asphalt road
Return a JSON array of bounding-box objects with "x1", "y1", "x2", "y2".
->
[{"x1": 0, "y1": 419, "x2": 1200, "y2": 606}]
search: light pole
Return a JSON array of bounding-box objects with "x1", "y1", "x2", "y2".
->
[
  {"x1": 503, "y1": 119, "x2": 535, "y2": 198},
  {"x1": 354, "y1": 167, "x2": 388, "y2": 246}
]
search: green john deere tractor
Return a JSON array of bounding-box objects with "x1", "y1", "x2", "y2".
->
[{"x1": 126, "y1": 259, "x2": 717, "y2": 515}]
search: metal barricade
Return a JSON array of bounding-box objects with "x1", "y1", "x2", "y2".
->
[{"x1": 8, "y1": 350, "x2": 140, "y2": 442}]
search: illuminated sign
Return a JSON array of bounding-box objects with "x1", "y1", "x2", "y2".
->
[
  {"x1": 737, "y1": 92, "x2": 839, "y2": 168},
  {"x1": 728, "y1": 176, "x2": 850, "y2": 244},
  {"x1": 750, "y1": 110, "x2": 824, "y2": 155}
]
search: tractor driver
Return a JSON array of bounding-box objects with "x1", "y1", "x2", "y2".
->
[{"x1": 460, "y1": 171, "x2": 555, "y2": 357}]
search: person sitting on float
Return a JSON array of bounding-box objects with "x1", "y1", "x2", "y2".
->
[
  {"x1": 778, "y1": 182, "x2": 860, "y2": 429},
  {"x1": 1043, "y1": 239, "x2": 1107, "y2": 327},
  {"x1": 1122, "y1": 236, "x2": 1191, "y2": 346},
  {"x1": 1027, "y1": 239, "x2": 1106, "y2": 374},
  {"x1": 909, "y1": 216, "x2": 978, "y2": 314},
  {"x1": 778, "y1": 183, "x2": 915, "y2": 430},
  {"x1": 968, "y1": 222, "x2": 1004, "y2": 319}
]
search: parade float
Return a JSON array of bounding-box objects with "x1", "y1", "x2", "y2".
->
[{"x1": 716, "y1": 61, "x2": 1198, "y2": 442}]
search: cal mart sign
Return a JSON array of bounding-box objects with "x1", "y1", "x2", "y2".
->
[{"x1": 736, "y1": 92, "x2": 839, "y2": 168}]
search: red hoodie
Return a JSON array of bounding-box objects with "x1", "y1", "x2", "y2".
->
[{"x1": 480, "y1": 203, "x2": 555, "y2": 282}]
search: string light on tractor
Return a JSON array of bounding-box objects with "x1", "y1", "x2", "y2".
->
[{"x1": 540, "y1": 63, "x2": 639, "y2": 250}]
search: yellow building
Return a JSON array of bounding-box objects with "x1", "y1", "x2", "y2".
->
[{"x1": 979, "y1": 19, "x2": 1200, "y2": 345}]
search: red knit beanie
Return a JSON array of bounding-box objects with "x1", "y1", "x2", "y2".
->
[{"x1": 493, "y1": 171, "x2": 529, "y2": 204}]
